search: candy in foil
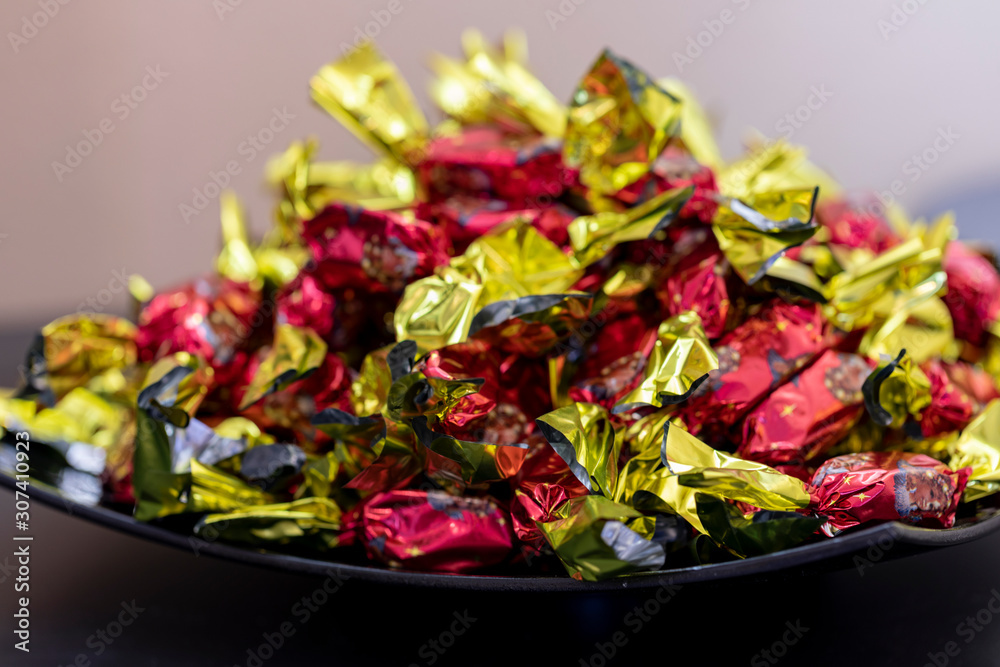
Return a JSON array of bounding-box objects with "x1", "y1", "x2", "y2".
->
[
  {"x1": 920, "y1": 360, "x2": 976, "y2": 438},
  {"x1": 429, "y1": 28, "x2": 566, "y2": 138},
  {"x1": 809, "y1": 451, "x2": 969, "y2": 535},
  {"x1": 361, "y1": 490, "x2": 514, "y2": 572},
  {"x1": 679, "y1": 299, "x2": 832, "y2": 441},
  {"x1": 136, "y1": 278, "x2": 260, "y2": 368},
  {"x1": 416, "y1": 126, "x2": 568, "y2": 207},
  {"x1": 301, "y1": 204, "x2": 449, "y2": 293},
  {"x1": 310, "y1": 41, "x2": 428, "y2": 166},
  {"x1": 563, "y1": 49, "x2": 681, "y2": 204},
  {"x1": 625, "y1": 422, "x2": 811, "y2": 534},
  {"x1": 536, "y1": 495, "x2": 665, "y2": 581},
  {"x1": 948, "y1": 399, "x2": 1000, "y2": 501},
  {"x1": 942, "y1": 240, "x2": 1000, "y2": 347},
  {"x1": 739, "y1": 350, "x2": 871, "y2": 467}
]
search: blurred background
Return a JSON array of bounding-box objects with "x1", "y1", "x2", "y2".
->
[
  {"x1": 3, "y1": 2, "x2": 1000, "y2": 665},
  {"x1": 2, "y1": 0, "x2": 1000, "y2": 331}
]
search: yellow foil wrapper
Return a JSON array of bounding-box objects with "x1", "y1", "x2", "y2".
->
[
  {"x1": 720, "y1": 137, "x2": 840, "y2": 203},
  {"x1": 712, "y1": 188, "x2": 818, "y2": 285},
  {"x1": 188, "y1": 459, "x2": 272, "y2": 513},
  {"x1": 859, "y1": 272, "x2": 954, "y2": 365},
  {"x1": 656, "y1": 78, "x2": 724, "y2": 172},
  {"x1": 41, "y1": 314, "x2": 138, "y2": 401},
  {"x1": 536, "y1": 403, "x2": 622, "y2": 497},
  {"x1": 824, "y1": 228, "x2": 947, "y2": 332},
  {"x1": 395, "y1": 222, "x2": 581, "y2": 352},
  {"x1": 239, "y1": 324, "x2": 328, "y2": 410},
  {"x1": 311, "y1": 41, "x2": 428, "y2": 166},
  {"x1": 614, "y1": 310, "x2": 719, "y2": 411},
  {"x1": 568, "y1": 186, "x2": 693, "y2": 267},
  {"x1": 949, "y1": 400, "x2": 1000, "y2": 501},
  {"x1": 862, "y1": 350, "x2": 932, "y2": 429},
  {"x1": 564, "y1": 49, "x2": 682, "y2": 200},
  {"x1": 195, "y1": 498, "x2": 344, "y2": 551},
  {"x1": 268, "y1": 139, "x2": 416, "y2": 225},
  {"x1": 537, "y1": 495, "x2": 664, "y2": 581},
  {"x1": 430, "y1": 28, "x2": 566, "y2": 137},
  {"x1": 626, "y1": 422, "x2": 810, "y2": 534},
  {"x1": 393, "y1": 269, "x2": 484, "y2": 353}
]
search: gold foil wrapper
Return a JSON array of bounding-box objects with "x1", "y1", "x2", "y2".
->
[
  {"x1": 311, "y1": 41, "x2": 428, "y2": 166},
  {"x1": 712, "y1": 188, "x2": 818, "y2": 285},
  {"x1": 949, "y1": 399, "x2": 1000, "y2": 501},
  {"x1": 42, "y1": 314, "x2": 138, "y2": 401},
  {"x1": 568, "y1": 186, "x2": 693, "y2": 267},
  {"x1": 564, "y1": 49, "x2": 682, "y2": 201},
  {"x1": 430, "y1": 28, "x2": 566, "y2": 137},
  {"x1": 536, "y1": 403, "x2": 622, "y2": 497},
  {"x1": 239, "y1": 324, "x2": 328, "y2": 410},
  {"x1": 536, "y1": 495, "x2": 665, "y2": 581},
  {"x1": 625, "y1": 422, "x2": 810, "y2": 533},
  {"x1": 614, "y1": 310, "x2": 718, "y2": 411}
]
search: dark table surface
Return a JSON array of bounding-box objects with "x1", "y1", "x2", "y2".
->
[{"x1": 5, "y1": 184, "x2": 1000, "y2": 667}]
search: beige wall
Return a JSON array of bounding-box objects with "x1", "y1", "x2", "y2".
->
[{"x1": 2, "y1": 0, "x2": 999, "y2": 327}]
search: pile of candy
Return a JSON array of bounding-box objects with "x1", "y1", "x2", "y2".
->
[{"x1": 4, "y1": 31, "x2": 1000, "y2": 581}]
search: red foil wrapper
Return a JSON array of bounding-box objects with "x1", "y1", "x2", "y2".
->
[
  {"x1": 809, "y1": 452, "x2": 970, "y2": 535},
  {"x1": 614, "y1": 146, "x2": 718, "y2": 223},
  {"x1": 416, "y1": 196, "x2": 574, "y2": 252},
  {"x1": 276, "y1": 273, "x2": 337, "y2": 338},
  {"x1": 301, "y1": 203, "x2": 450, "y2": 293},
  {"x1": 679, "y1": 299, "x2": 833, "y2": 441},
  {"x1": 416, "y1": 126, "x2": 568, "y2": 207},
  {"x1": 509, "y1": 436, "x2": 589, "y2": 549},
  {"x1": 136, "y1": 277, "x2": 261, "y2": 367},
  {"x1": 238, "y1": 352, "x2": 355, "y2": 445},
  {"x1": 419, "y1": 338, "x2": 551, "y2": 436},
  {"x1": 361, "y1": 490, "x2": 514, "y2": 572},
  {"x1": 739, "y1": 350, "x2": 871, "y2": 466},
  {"x1": 942, "y1": 241, "x2": 1000, "y2": 347},
  {"x1": 920, "y1": 360, "x2": 976, "y2": 438},
  {"x1": 814, "y1": 197, "x2": 901, "y2": 252},
  {"x1": 568, "y1": 314, "x2": 658, "y2": 409},
  {"x1": 659, "y1": 234, "x2": 734, "y2": 339}
]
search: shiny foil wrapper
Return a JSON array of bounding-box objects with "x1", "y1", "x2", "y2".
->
[
  {"x1": 361, "y1": 490, "x2": 514, "y2": 572},
  {"x1": 739, "y1": 350, "x2": 872, "y2": 467},
  {"x1": 301, "y1": 203, "x2": 449, "y2": 293},
  {"x1": 13, "y1": 29, "x2": 1000, "y2": 582},
  {"x1": 679, "y1": 300, "x2": 833, "y2": 441},
  {"x1": 942, "y1": 241, "x2": 1000, "y2": 347},
  {"x1": 809, "y1": 452, "x2": 970, "y2": 535},
  {"x1": 416, "y1": 126, "x2": 568, "y2": 207}
]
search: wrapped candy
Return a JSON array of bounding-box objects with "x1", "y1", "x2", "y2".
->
[
  {"x1": 809, "y1": 452, "x2": 970, "y2": 535},
  {"x1": 9, "y1": 29, "x2": 1000, "y2": 583},
  {"x1": 739, "y1": 350, "x2": 872, "y2": 467},
  {"x1": 361, "y1": 490, "x2": 514, "y2": 572}
]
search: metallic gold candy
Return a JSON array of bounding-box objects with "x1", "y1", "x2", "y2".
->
[
  {"x1": 614, "y1": 310, "x2": 718, "y2": 411},
  {"x1": 564, "y1": 49, "x2": 682, "y2": 204}
]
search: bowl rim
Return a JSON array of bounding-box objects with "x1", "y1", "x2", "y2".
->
[{"x1": 5, "y1": 472, "x2": 998, "y2": 592}]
